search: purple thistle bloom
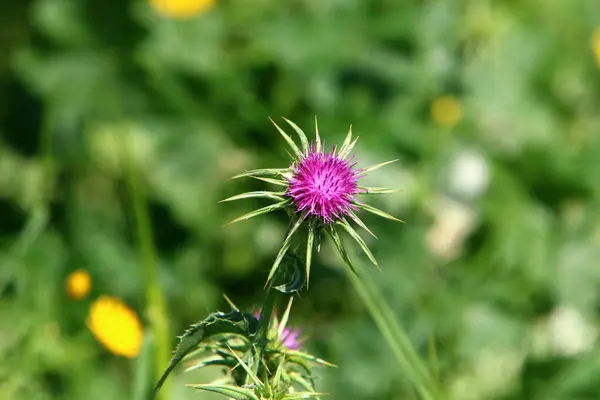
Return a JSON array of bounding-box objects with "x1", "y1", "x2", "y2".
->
[
  {"x1": 286, "y1": 145, "x2": 360, "y2": 223},
  {"x1": 225, "y1": 117, "x2": 402, "y2": 286},
  {"x1": 254, "y1": 310, "x2": 303, "y2": 350},
  {"x1": 280, "y1": 326, "x2": 302, "y2": 350}
]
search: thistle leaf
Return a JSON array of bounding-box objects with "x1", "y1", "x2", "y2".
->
[
  {"x1": 283, "y1": 117, "x2": 309, "y2": 154},
  {"x1": 339, "y1": 136, "x2": 359, "y2": 160},
  {"x1": 359, "y1": 186, "x2": 403, "y2": 194},
  {"x1": 220, "y1": 191, "x2": 286, "y2": 203},
  {"x1": 187, "y1": 384, "x2": 260, "y2": 400},
  {"x1": 266, "y1": 213, "x2": 307, "y2": 285},
  {"x1": 337, "y1": 219, "x2": 380, "y2": 270},
  {"x1": 283, "y1": 349, "x2": 338, "y2": 368},
  {"x1": 251, "y1": 176, "x2": 289, "y2": 187},
  {"x1": 340, "y1": 125, "x2": 353, "y2": 155},
  {"x1": 355, "y1": 202, "x2": 404, "y2": 223},
  {"x1": 269, "y1": 117, "x2": 302, "y2": 158},
  {"x1": 314, "y1": 116, "x2": 321, "y2": 153},
  {"x1": 305, "y1": 224, "x2": 315, "y2": 288},
  {"x1": 226, "y1": 200, "x2": 289, "y2": 225},
  {"x1": 288, "y1": 372, "x2": 317, "y2": 393},
  {"x1": 153, "y1": 311, "x2": 255, "y2": 398},
  {"x1": 183, "y1": 358, "x2": 238, "y2": 373},
  {"x1": 274, "y1": 253, "x2": 306, "y2": 293},
  {"x1": 277, "y1": 297, "x2": 294, "y2": 340},
  {"x1": 347, "y1": 211, "x2": 377, "y2": 239},
  {"x1": 360, "y1": 159, "x2": 398, "y2": 174},
  {"x1": 226, "y1": 345, "x2": 263, "y2": 389},
  {"x1": 232, "y1": 168, "x2": 290, "y2": 180},
  {"x1": 285, "y1": 392, "x2": 328, "y2": 399},
  {"x1": 326, "y1": 225, "x2": 359, "y2": 277}
]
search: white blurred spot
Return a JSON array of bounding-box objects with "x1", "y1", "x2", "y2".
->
[{"x1": 447, "y1": 149, "x2": 490, "y2": 200}]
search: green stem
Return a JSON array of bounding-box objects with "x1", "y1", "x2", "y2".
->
[
  {"x1": 252, "y1": 278, "x2": 278, "y2": 381},
  {"x1": 344, "y1": 258, "x2": 439, "y2": 400},
  {"x1": 122, "y1": 130, "x2": 171, "y2": 400}
]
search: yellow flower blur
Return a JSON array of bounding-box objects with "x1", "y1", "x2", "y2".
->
[
  {"x1": 87, "y1": 296, "x2": 143, "y2": 358},
  {"x1": 592, "y1": 27, "x2": 600, "y2": 68},
  {"x1": 431, "y1": 96, "x2": 463, "y2": 128},
  {"x1": 66, "y1": 269, "x2": 91, "y2": 300},
  {"x1": 150, "y1": 0, "x2": 216, "y2": 19}
]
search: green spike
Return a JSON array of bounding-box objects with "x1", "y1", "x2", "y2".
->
[
  {"x1": 232, "y1": 168, "x2": 289, "y2": 180},
  {"x1": 337, "y1": 218, "x2": 380, "y2": 270},
  {"x1": 220, "y1": 191, "x2": 285, "y2": 203},
  {"x1": 283, "y1": 117, "x2": 309, "y2": 154},
  {"x1": 226, "y1": 345, "x2": 263, "y2": 389},
  {"x1": 314, "y1": 116, "x2": 321, "y2": 153},
  {"x1": 269, "y1": 117, "x2": 302, "y2": 158},
  {"x1": 265, "y1": 213, "x2": 307, "y2": 285},
  {"x1": 305, "y1": 224, "x2": 315, "y2": 288},
  {"x1": 340, "y1": 125, "x2": 353, "y2": 154},
  {"x1": 358, "y1": 186, "x2": 403, "y2": 194},
  {"x1": 339, "y1": 136, "x2": 359, "y2": 159},
  {"x1": 187, "y1": 384, "x2": 260, "y2": 400},
  {"x1": 347, "y1": 211, "x2": 377, "y2": 239},
  {"x1": 251, "y1": 176, "x2": 289, "y2": 187},
  {"x1": 326, "y1": 225, "x2": 359, "y2": 277},
  {"x1": 360, "y1": 159, "x2": 398, "y2": 174},
  {"x1": 277, "y1": 297, "x2": 294, "y2": 340},
  {"x1": 355, "y1": 202, "x2": 404, "y2": 223},
  {"x1": 225, "y1": 200, "x2": 289, "y2": 226}
]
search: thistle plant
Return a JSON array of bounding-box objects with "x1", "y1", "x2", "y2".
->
[
  {"x1": 223, "y1": 117, "x2": 402, "y2": 287},
  {"x1": 152, "y1": 118, "x2": 437, "y2": 400}
]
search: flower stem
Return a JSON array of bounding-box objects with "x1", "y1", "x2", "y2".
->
[
  {"x1": 343, "y1": 257, "x2": 439, "y2": 400},
  {"x1": 122, "y1": 129, "x2": 171, "y2": 400}
]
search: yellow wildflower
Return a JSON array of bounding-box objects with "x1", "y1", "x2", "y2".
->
[
  {"x1": 87, "y1": 296, "x2": 143, "y2": 358},
  {"x1": 65, "y1": 269, "x2": 91, "y2": 300},
  {"x1": 431, "y1": 96, "x2": 463, "y2": 128},
  {"x1": 149, "y1": 0, "x2": 216, "y2": 19},
  {"x1": 592, "y1": 27, "x2": 600, "y2": 68}
]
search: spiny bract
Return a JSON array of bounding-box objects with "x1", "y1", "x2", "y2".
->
[{"x1": 222, "y1": 117, "x2": 402, "y2": 287}]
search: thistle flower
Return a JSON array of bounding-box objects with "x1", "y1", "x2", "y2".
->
[
  {"x1": 254, "y1": 309, "x2": 303, "y2": 350},
  {"x1": 223, "y1": 117, "x2": 402, "y2": 287}
]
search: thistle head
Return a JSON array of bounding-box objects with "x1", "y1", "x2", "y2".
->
[
  {"x1": 224, "y1": 117, "x2": 402, "y2": 288},
  {"x1": 287, "y1": 145, "x2": 360, "y2": 223}
]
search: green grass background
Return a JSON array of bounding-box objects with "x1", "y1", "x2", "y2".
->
[{"x1": 2, "y1": 0, "x2": 600, "y2": 399}]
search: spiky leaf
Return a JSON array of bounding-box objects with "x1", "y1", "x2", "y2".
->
[
  {"x1": 314, "y1": 116, "x2": 321, "y2": 153},
  {"x1": 153, "y1": 311, "x2": 256, "y2": 398},
  {"x1": 220, "y1": 191, "x2": 286, "y2": 203},
  {"x1": 360, "y1": 159, "x2": 398, "y2": 174},
  {"x1": 187, "y1": 384, "x2": 260, "y2": 400},
  {"x1": 226, "y1": 200, "x2": 289, "y2": 225},
  {"x1": 232, "y1": 168, "x2": 290, "y2": 180},
  {"x1": 283, "y1": 117, "x2": 309, "y2": 154},
  {"x1": 337, "y1": 218, "x2": 380, "y2": 270},
  {"x1": 305, "y1": 224, "x2": 315, "y2": 288},
  {"x1": 359, "y1": 186, "x2": 403, "y2": 194},
  {"x1": 355, "y1": 201, "x2": 404, "y2": 223},
  {"x1": 269, "y1": 117, "x2": 302, "y2": 158},
  {"x1": 347, "y1": 211, "x2": 377, "y2": 239},
  {"x1": 266, "y1": 213, "x2": 307, "y2": 285},
  {"x1": 326, "y1": 225, "x2": 359, "y2": 277}
]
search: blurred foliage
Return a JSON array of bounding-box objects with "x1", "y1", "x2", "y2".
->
[{"x1": 2, "y1": 0, "x2": 600, "y2": 399}]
